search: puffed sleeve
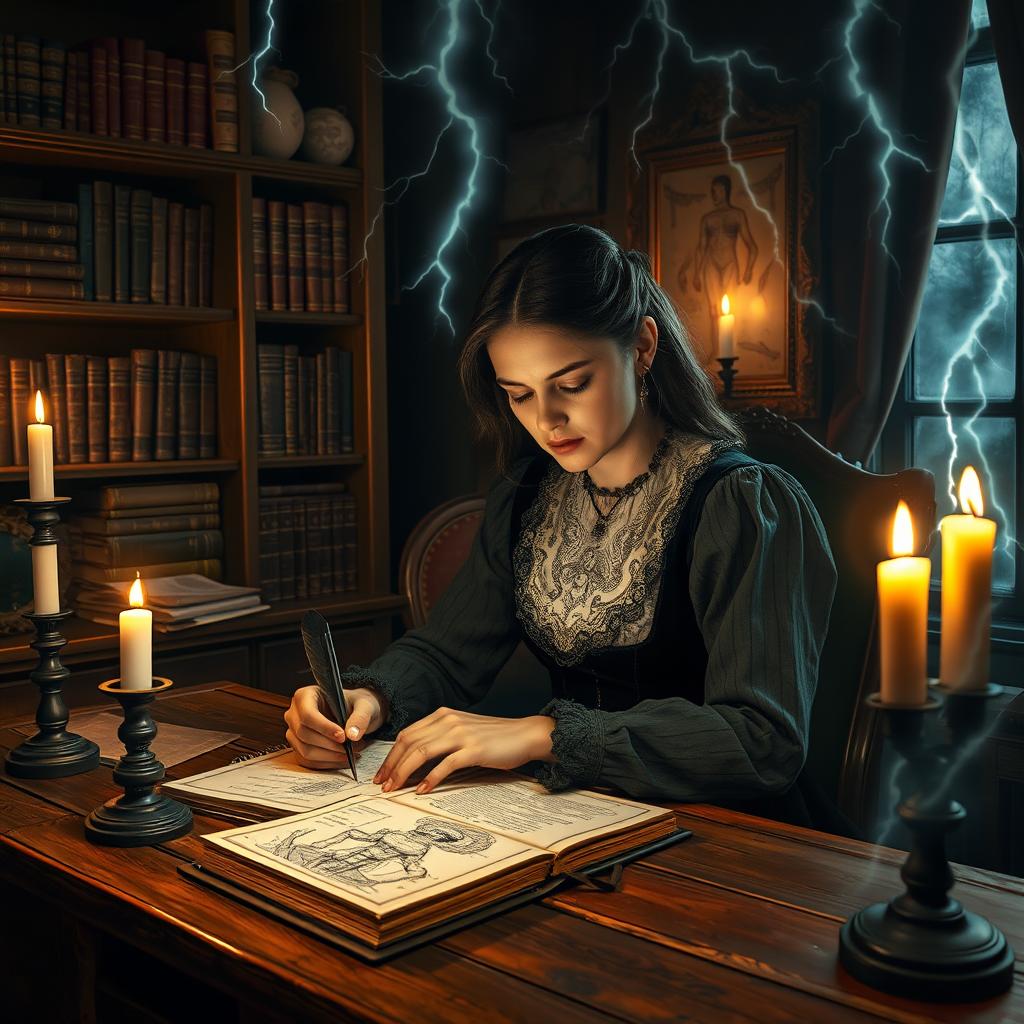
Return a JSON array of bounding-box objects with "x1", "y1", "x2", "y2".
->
[
  {"x1": 337, "y1": 458, "x2": 533, "y2": 736},
  {"x1": 533, "y1": 463, "x2": 838, "y2": 801}
]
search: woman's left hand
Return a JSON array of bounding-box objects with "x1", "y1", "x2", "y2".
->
[{"x1": 373, "y1": 708, "x2": 556, "y2": 795}]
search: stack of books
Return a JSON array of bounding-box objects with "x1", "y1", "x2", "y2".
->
[
  {"x1": 74, "y1": 574, "x2": 267, "y2": 632},
  {"x1": 252, "y1": 198, "x2": 350, "y2": 313},
  {"x1": 0, "y1": 348, "x2": 217, "y2": 467},
  {"x1": 0, "y1": 196, "x2": 84, "y2": 300},
  {"x1": 69, "y1": 481, "x2": 224, "y2": 584},
  {"x1": 0, "y1": 31, "x2": 238, "y2": 152},
  {"x1": 257, "y1": 344, "x2": 352, "y2": 457}
]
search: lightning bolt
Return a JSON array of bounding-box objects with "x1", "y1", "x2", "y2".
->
[{"x1": 227, "y1": 0, "x2": 280, "y2": 128}]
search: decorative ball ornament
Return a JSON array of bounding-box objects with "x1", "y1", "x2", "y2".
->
[
  {"x1": 252, "y1": 68, "x2": 305, "y2": 160},
  {"x1": 301, "y1": 107, "x2": 355, "y2": 165}
]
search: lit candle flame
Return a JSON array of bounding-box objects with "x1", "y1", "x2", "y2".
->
[
  {"x1": 958, "y1": 466, "x2": 984, "y2": 517},
  {"x1": 129, "y1": 572, "x2": 145, "y2": 608},
  {"x1": 720, "y1": 294, "x2": 731, "y2": 316},
  {"x1": 34, "y1": 390, "x2": 44, "y2": 423},
  {"x1": 890, "y1": 500, "x2": 914, "y2": 557}
]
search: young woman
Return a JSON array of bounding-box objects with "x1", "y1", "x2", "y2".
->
[{"x1": 284, "y1": 224, "x2": 840, "y2": 829}]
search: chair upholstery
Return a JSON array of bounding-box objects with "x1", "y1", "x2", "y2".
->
[{"x1": 398, "y1": 409, "x2": 937, "y2": 830}]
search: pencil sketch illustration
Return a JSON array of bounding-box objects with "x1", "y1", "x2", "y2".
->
[{"x1": 257, "y1": 816, "x2": 496, "y2": 891}]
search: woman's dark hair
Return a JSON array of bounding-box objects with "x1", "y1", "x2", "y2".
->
[{"x1": 457, "y1": 223, "x2": 744, "y2": 476}]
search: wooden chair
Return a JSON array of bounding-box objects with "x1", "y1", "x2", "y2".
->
[{"x1": 398, "y1": 409, "x2": 937, "y2": 831}]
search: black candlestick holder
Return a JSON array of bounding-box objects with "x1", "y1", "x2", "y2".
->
[
  {"x1": 84, "y1": 677, "x2": 193, "y2": 847},
  {"x1": 716, "y1": 356, "x2": 738, "y2": 398},
  {"x1": 839, "y1": 683, "x2": 1014, "y2": 1001},
  {"x1": 5, "y1": 497, "x2": 100, "y2": 779}
]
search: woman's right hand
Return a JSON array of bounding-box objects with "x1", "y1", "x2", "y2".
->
[{"x1": 283, "y1": 684, "x2": 384, "y2": 769}]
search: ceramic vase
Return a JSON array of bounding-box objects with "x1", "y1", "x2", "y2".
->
[
  {"x1": 301, "y1": 107, "x2": 355, "y2": 166},
  {"x1": 253, "y1": 68, "x2": 305, "y2": 160}
]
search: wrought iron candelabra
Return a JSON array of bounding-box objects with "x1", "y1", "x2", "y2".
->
[
  {"x1": 839, "y1": 682, "x2": 1014, "y2": 1001},
  {"x1": 5, "y1": 497, "x2": 99, "y2": 778}
]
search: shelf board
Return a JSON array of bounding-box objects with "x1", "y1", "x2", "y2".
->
[
  {"x1": 0, "y1": 299, "x2": 234, "y2": 324},
  {"x1": 0, "y1": 125, "x2": 363, "y2": 186},
  {"x1": 258, "y1": 454, "x2": 363, "y2": 469},
  {"x1": 255, "y1": 311, "x2": 363, "y2": 326},
  {"x1": 0, "y1": 459, "x2": 239, "y2": 483}
]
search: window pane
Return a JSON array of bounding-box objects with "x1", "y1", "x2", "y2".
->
[
  {"x1": 972, "y1": 0, "x2": 990, "y2": 29},
  {"x1": 913, "y1": 415, "x2": 1017, "y2": 594},
  {"x1": 913, "y1": 238, "x2": 1016, "y2": 401},
  {"x1": 941, "y1": 63, "x2": 1015, "y2": 225}
]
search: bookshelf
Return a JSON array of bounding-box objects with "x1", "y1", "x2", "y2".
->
[{"x1": 0, "y1": 0, "x2": 403, "y2": 699}]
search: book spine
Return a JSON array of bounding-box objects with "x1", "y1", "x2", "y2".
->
[
  {"x1": 185, "y1": 61, "x2": 207, "y2": 148},
  {"x1": 79, "y1": 513, "x2": 221, "y2": 535},
  {"x1": 315, "y1": 350, "x2": 327, "y2": 454},
  {"x1": 165, "y1": 57, "x2": 185, "y2": 146},
  {"x1": 86, "y1": 355, "x2": 108, "y2": 462},
  {"x1": 296, "y1": 355, "x2": 309, "y2": 455},
  {"x1": 0, "y1": 355, "x2": 10, "y2": 465},
  {"x1": 120, "y1": 38, "x2": 145, "y2": 140},
  {"x1": 144, "y1": 49, "x2": 165, "y2": 143},
  {"x1": 318, "y1": 203, "x2": 331, "y2": 309},
  {"x1": 114, "y1": 184, "x2": 132, "y2": 302},
  {"x1": 0, "y1": 259, "x2": 83, "y2": 279},
  {"x1": 76, "y1": 184, "x2": 93, "y2": 301},
  {"x1": 167, "y1": 201, "x2": 184, "y2": 305},
  {"x1": 3, "y1": 35, "x2": 17, "y2": 126},
  {"x1": 64, "y1": 353, "x2": 87, "y2": 462},
  {"x1": 93, "y1": 180, "x2": 113, "y2": 302},
  {"x1": 16, "y1": 35, "x2": 41, "y2": 129},
  {"x1": 257, "y1": 481, "x2": 343, "y2": 496},
  {"x1": 343, "y1": 493, "x2": 357, "y2": 590},
  {"x1": 150, "y1": 195, "x2": 168, "y2": 304},
  {"x1": 129, "y1": 189, "x2": 152, "y2": 303},
  {"x1": 302, "y1": 202, "x2": 322, "y2": 312},
  {"x1": 331, "y1": 496, "x2": 346, "y2": 593},
  {"x1": 154, "y1": 349, "x2": 180, "y2": 460},
  {"x1": 325, "y1": 347, "x2": 340, "y2": 455},
  {"x1": 305, "y1": 497, "x2": 321, "y2": 598},
  {"x1": 198, "y1": 203, "x2": 213, "y2": 307},
  {"x1": 204, "y1": 30, "x2": 238, "y2": 153},
  {"x1": 89, "y1": 39, "x2": 107, "y2": 135},
  {"x1": 130, "y1": 348, "x2": 156, "y2": 460},
  {"x1": 259, "y1": 500, "x2": 280, "y2": 603},
  {"x1": 9, "y1": 357, "x2": 30, "y2": 465},
  {"x1": 0, "y1": 219, "x2": 77, "y2": 242},
  {"x1": 199, "y1": 354, "x2": 217, "y2": 458},
  {"x1": 292, "y1": 499, "x2": 307, "y2": 599},
  {"x1": 0, "y1": 277, "x2": 84, "y2": 299},
  {"x1": 107, "y1": 355, "x2": 131, "y2": 462},
  {"x1": 75, "y1": 45, "x2": 89, "y2": 133},
  {"x1": 40, "y1": 39, "x2": 65, "y2": 130},
  {"x1": 102, "y1": 37, "x2": 119, "y2": 137},
  {"x1": 316, "y1": 496, "x2": 332, "y2": 595},
  {"x1": 285, "y1": 203, "x2": 304, "y2": 311},
  {"x1": 183, "y1": 207, "x2": 198, "y2": 305},
  {"x1": 29, "y1": 357, "x2": 46, "y2": 399},
  {"x1": 257, "y1": 344, "x2": 285, "y2": 456},
  {"x1": 45, "y1": 352, "x2": 69, "y2": 463},
  {"x1": 73, "y1": 558, "x2": 222, "y2": 583},
  {"x1": 0, "y1": 240, "x2": 78, "y2": 261},
  {"x1": 304, "y1": 355, "x2": 316, "y2": 456},
  {"x1": 277, "y1": 500, "x2": 295, "y2": 601},
  {"x1": 283, "y1": 344, "x2": 298, "y2": 456},
  {"x1": 177, "y1": 351, "x2": 200, "y2": 458},
  {"x1": 63, "y1": 50, "x2": 77, "y2": 130},
  {"x1": 0, "y1": 198, "x2": 77, "y2": 223},
  {"x1": 331, "y1": 203, "x2": 350, "y2": 313},
  {"x1": 83, "y1": 530, "x2": 224, "y2": 567},
  {"x1": 86, "y1": 480, "x2": 218, "y2": 510},
  {"x1": 252, "y1": 197, "x2": 268, "y2": 311},
  {"x1": 339, "y1": 349, "x2": 353, "y2": 453},
  {"x1": 267, "y1": 200, "x2": 286, "y2": 311}
]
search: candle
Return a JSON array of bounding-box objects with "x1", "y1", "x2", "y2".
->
[
  {"x1": 120, "y1": 574, "x2": 153, "y2": 690},
  {"x1": 31, "y1": 544, "x2": 60, "y2": 614},
  {"x1": 877, "y1": 500, "x2": 929, "y2": 705},
  {"x1": 28, "y1": 390, "x2": 54, "y2": 501},
  {"x1": 939, "y1": 466, "x2": 996, "y2": 691},
  {"x1": 718, "y1": 294, "x2": 735, "y2": 358}
]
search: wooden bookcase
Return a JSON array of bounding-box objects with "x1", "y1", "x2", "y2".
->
[{"x1": 0, "y1": 0, "x2": 404, "y2": 707}]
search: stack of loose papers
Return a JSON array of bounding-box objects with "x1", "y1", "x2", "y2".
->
[{"x1": 74, "y1": 574, "x2": 269, "y2": 632}]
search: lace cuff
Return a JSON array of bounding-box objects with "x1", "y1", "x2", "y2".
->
[
  {"x1": 339, "y1": 664, "x2": 413, "y2": 739},
  {"x1": 533, "y1": 698, "x2": 605, "y2": 791}
]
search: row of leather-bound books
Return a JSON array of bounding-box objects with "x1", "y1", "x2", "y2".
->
[
  {"x1": 0, "y1": 349, "x2": 217, "y2": 466},
  {"x1": 0, "y1": 189, "x2": 213, "y2": 304},
  {"x1": 0, "y1": 30, "x2": 238, "y2": 152},
  {"x1": 258, "y1": 482, "x2": 359, "y2": 601},
  {"x1": 252, "y1": 198, "x2": 351, "y2": 314}
]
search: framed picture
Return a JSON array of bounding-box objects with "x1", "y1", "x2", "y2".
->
[
  {"x1": 501, "y1": 110, "x2": 604, "y2": 223},
  {"x1": 629, "y1": 95, "x2": 820, "y2": 418}
]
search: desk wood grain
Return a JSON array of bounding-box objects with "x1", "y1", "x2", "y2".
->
[{"x1": 0, "y1": 681, "x2": 1021, "y2": 1023}]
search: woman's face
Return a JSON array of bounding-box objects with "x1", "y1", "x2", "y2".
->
[{"x1": 487, "y1": 326, "x2": 635, "y2": 468}]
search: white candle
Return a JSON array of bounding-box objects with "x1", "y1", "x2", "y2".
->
[
  {"x1": 28, "y1": 390, "x2": 54, "y2": 501},
  {"x1": 120, "y1": 574, "x2": 153, "y2": 690},
  {"x1": 939, "y1": 466, "x2": 996, "y2": 691},
  {"x1": 877, "y1": 501, "x2": 929, "y2": 705},
  {"x1": 31, "y1": 544, "x2": 60, "y2": 614},
  {"x1": 718, "y1": 294, "x2": 735, "y2": 358}
]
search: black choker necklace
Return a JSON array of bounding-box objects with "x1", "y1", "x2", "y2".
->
[{"x1": 581, "y1": 427, "x2": 674, "y2": 538}]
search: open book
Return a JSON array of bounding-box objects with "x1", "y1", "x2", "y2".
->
[{"x1": 169, "y1": 743, "x2": 681, "y2": 953}]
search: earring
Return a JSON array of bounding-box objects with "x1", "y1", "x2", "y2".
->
[{"x1": 638, "y1": 369, "x2": 649, "y2": 410}]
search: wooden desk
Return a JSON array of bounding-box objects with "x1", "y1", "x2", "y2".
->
[{"x1": 1, "y1": 682, "x2": 1022, "y2": 1023}]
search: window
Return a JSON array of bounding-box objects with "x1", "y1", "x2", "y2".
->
[{"x1": 880, "y1": 0, "x2": 1022, "y2": 624}]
